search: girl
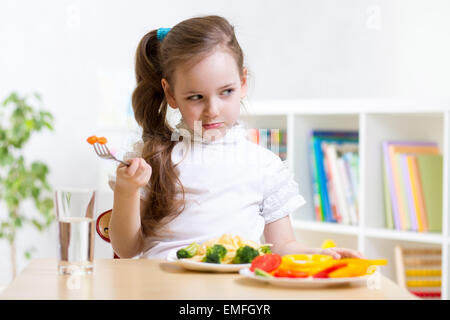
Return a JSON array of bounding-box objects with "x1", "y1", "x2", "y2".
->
[{"x1": 108, "y1": 15, "x2": 364, "y2": 260}]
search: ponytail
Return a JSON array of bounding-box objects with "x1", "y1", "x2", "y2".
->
[{"x1": 132, "y1": 29, "x2": 186, "y2": 239}]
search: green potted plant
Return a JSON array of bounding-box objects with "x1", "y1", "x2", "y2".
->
[{"x1": 0, "y1": 92, "x2": 55, "y2": 279}]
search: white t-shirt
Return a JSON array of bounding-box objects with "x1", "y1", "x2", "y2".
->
[{"x1": 108, "y1": 118, "x2": 306, "y2": 259}]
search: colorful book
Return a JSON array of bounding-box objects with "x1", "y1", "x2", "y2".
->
[
  {"x1": 339, "y1": 156, "x2": 358, "y2": 225},
  {"x1": 394, "y1": 153, "x2": 412, "y2": 230},
  {"x1": 416, "y1": 154, "x2": 443, "y2": 233},
  {"x1": 309, "y1": 134, "x2": 324, "y2": 221},
  {"x1": 313, "y1": 137, "x2": 332, "y2": 222},
  {"x1": 322, "y1": 142, "x2": 359, "y2": 225},
  {"x1": 310, "y1": 131, "x2": 358, "y2": 223},
  {"x1": 323, "y1": 146, "x2": 340, "y2": 222},
  {"x1": 383, "y1": 142, "x2": 439, "y2": 231},
  {"x1": 259, "y1": 128, "x2": 269, "y2": 150},
  {"x1": 324, "y1": 143, "x2": 348, "y2": 224},
  {"x1": 399, "y1": 154, "x2": 418, "y2": 232},
  {"x1": 382, "y1": 155, "x2": 394, "y2": 229},
  {"x1": 270, "y1": 128, "x2": 280, "y2": 155},
  {"x1": 343, "y1": 152, "x2": 359, "y2": 225},
  {"x1": 407, "y1": 155, "x2": 429, "y2": 232}
]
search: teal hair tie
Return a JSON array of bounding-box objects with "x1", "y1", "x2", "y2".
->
[{"x1": 157, "y1": 27, "x2": 171, "y2": 42}]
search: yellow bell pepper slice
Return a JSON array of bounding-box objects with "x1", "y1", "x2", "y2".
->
[
  {"x1": 280, "y1": 254, "x2": 340, "y2": 276},
  {"x1": 328, "y1": 259, "x2": 387, "y2": 278},
  {"x1": 321, "y1": 239, "x2": 337, "y2": 249},
  {"x1": 278, "y1": 255, "x2": 388, "y2": 278},
  {"x1": 328, "y1": 265, "x2": 367, "y2": 278}
]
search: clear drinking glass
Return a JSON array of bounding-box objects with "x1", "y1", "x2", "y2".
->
[{"x1": 54, "y1": 189, "x2": 96, "y2": 275}]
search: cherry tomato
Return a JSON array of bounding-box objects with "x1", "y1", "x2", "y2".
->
[
  {"x1": 273, "y1": 268, "x2": 309, "y2": 278},
  {"x1": 87, "y1": 136, "x2": 98, "y2": 145},
  {"x1": 97, "y1": 137, "x2": 108, "y2": 145},
  {"x1": 250, "y1": 254, "x2": 282, "y2": 272}
]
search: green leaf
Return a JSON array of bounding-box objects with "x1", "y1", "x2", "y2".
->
[
  {"x1": 31, "y1": 187, "x2": 41, "y2": 199},
  {"x1": 14, "y1": 217, "x2": 22, "y2": 227},
  {"x1": 43, "y1": 122, "x2": 54, "y2": 131},
  {"x1": 2, "y1": 92, "x2": 18, "y2": 106},
  {"x1": 25, "y1": 119, "x2": 35, "y2": 130},
  {"x1": 24, "y1": 246, "x2": 37, "y2": 260},
  {"x1": 0, "y1": 129, "x2": 6, "y2": 141},
  {"x1": 6, "y1": 195, "x2": 19, "y2": 207},
  {"x1": 31, "y1": 219, "x2": 43, "y2": 231}
]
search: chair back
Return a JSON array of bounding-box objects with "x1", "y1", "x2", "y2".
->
[{"x1": 96, "y1": 209, "x2": 120, "y2": 259}]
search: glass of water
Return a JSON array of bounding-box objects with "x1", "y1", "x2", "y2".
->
[{"x1": 54, "y1": 189, "x2": 96, "y2": 275}]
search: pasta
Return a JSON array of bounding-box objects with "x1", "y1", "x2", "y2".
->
[{"x1": 188, "y1": 234, "x2": 272, "y2": 264}]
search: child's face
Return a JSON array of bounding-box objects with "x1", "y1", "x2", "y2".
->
[{"x1": 162, "y1": 48, "x2": 247, "y2": 141}]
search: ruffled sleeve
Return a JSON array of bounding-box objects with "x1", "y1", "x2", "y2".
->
[{"x1": 259, "y1": 155, "x2": 306, "y2": 224}]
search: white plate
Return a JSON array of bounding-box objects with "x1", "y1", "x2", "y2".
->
[
  {"x1": 239, "y1": 268, "x2": 372, "y2": 288},
  {"x1": 166, "y1": 249, "x2": 250, "y2": 273}
]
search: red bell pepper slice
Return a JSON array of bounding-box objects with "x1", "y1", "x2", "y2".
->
[
  {"x1": 250, "y1": 254, "x2": 282, "y2": 272},
  {"x1": 273, "y1": 269, "x2": 309, "y2": 278}
]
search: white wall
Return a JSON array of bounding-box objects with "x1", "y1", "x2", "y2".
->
[{"x1": 0, "y1": 0, "x2": 449, "y2": 285}]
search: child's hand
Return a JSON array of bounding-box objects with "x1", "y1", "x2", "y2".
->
[
  {"x1": 115, "y1": 158, "x2": 152, "y2": 196},
  {"x1": 314, "y1": 247, "x2": 366, "y2": 260}
]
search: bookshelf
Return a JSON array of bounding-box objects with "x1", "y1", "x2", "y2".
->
[{"x1": 241, "y1": 98, "x2": 450, "y2": 300}]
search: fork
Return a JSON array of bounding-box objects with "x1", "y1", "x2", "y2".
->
[{"x1": 92, "y1": 142, "x2": 130, "y2": 167}]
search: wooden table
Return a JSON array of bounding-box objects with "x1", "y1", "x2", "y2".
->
[{"x1": 0, "y1": 259, "x2": 418, "y2": 300}]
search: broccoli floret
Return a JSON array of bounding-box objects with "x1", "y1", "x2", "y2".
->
[
  {"x1": 259, "y1": 245, "x2": 272, "y2": 254},
  {"x1": 202, "y1": 244, "x2": 228, "y2": 264},
  {"x1": 176, "y1": 242, "x2": 200, "y2": 259},
  {"x1": 232, "y1": 245, "x2": 260, "y2": 264}
]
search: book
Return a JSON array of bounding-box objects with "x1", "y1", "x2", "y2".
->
[
  {"x1": 399, "y1": 154, "x2": 418, "y2": 232},
  {"x1": 309, "y1": 134, "x2": 324, "y2": 221},
  {"x1": 407, "y1": 155, "x2": 429, "y2": 232},
  {"x1": 343, "y1": 152, "x2": 359, "y2": 225},
  {"x1": 270, "y1": 128, "x2": 280, "y2": 155},
  {"x1": 323, "y1": 146, "x2": 340, "y2": 222},
  {"x1": 313, "y1": 137, "x2": 333, "y2": 222},
  {"x1": 323, "y1": 143, "x2": 348, "y2": 224},
  {"x1": 310, "y1": 130, "x2": 359, "y2": 139},
  {"x1": 416, "y1": 154, "x2": 443, "y2": 233},
  {"x1": 322, "y1": 142, "x2": 358, "y2": 225},
  {"x1": 339, "y1": 156, "x2": 358, "y2": 225},
  {"x1": 259, "y1": 128, "x2": 269, "y2": 150},
  {"x1": 382, "y1": 154, "x2": 394, "y2": 229},
  {"x1": 383, "y1": 142, "x2": 439, "y2": 231},
  {"x1": 394, "y1": 153, "x2": 413, "y2": 230},
  {"x1": 309, "y1": 130, "x2": 358, "y2": 223}
]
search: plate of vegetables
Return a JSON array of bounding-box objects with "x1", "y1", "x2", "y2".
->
[
  {"x1": 166, "y1": 234, "x2": 272, "y2": 273},
  {"x1": 239, "y1": 253, "x2": 388, "y2": 288}
]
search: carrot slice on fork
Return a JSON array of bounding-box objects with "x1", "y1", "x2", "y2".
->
[
  {"x1": 87, "y1": 135, "x2": 98, "y2": 145},
  {"x1": 97, "y1": 137, "x2": 108, "y2": 145}
]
